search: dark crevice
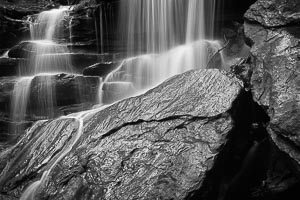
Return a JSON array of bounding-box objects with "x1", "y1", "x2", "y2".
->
[
  {"x1": 98, "y1": 114, "x2": 223, "y2": 141},
  {"x1": 186, "y1": 90, "x2": 271, "y2": 200},
  {"x1": 243, "y1": 18, "x2": 300, "y2": 30}
]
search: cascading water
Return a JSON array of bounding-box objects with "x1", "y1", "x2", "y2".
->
[
  {"x1": 100, "y1": 0, "x2": 220, "y2": 104},
  {"x1": 28, "y1": 6, "x2": 72, "y2": 74},
  {"x1": 14, "y1": 1, "x2": 223, "y2": 198},
  {"x1": 10, "y1": 7, "x2": 72, "y2": 135},
  {"x1": 10, "y1": 76, "x2": 34, "y2": 135}
]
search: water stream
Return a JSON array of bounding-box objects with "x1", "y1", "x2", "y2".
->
[
  {"x1": 20, "y1": 106, "x2": 107, "y2": 200},
  {"x1": 15, "y1": 1, "x2": 221, "y2": 198}
]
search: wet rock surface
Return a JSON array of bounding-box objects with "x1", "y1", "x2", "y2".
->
[
  {"x1": 244, "y1": 0, "x2": 300, "y2": 198},
  {"x1": 244, "y1": 0, "x2": 300, "y2": 165},
  {"x1": 0, "y1": 69, "x2": 245, "y2": 199},
  {"x1": 245, "y1": 0, "x2": 300, "y2": 27}
]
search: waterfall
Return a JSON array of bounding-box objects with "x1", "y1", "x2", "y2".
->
[
  {"x1": 10, "y1": 7, "x2": 73, "y2": 135},
  {"x1": 30, "y1": 7, "x2": 69, "y2": 41},
  {"x1": 10, "y1": 77, "x2": 34, "y2": 135},
  {"x1": 28, "y1": 6, "x2": 72, "y2": 74},
  {"x1": 100, "y1": 0, "x2": 219, "y2": 104}
]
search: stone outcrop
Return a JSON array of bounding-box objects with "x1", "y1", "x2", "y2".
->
[
  {"x1": 244, "y1": 0, "x2": 300, "y2": 165},
  {"x1": 245, "y1": 0, "x2": 300, "y2": 27},
  {"x1": 0, "y1": 69, "x2": 250, "y2": 199},
  {"x1": 244, "y1": 0, "x2": 300, "y2": 197}
]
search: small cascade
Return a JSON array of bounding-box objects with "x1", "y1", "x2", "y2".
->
[
  {"x1": 27, "y1": 6, "x2": 72, "y2": 75},
  {"x1": 23, "y1": 40, "x2": 72, "y2": 75},
  {"x1": 30, "y1": 74, "x2": 57, "y2": 119},
  {"x1": 10, "y1": 7, "x2": 73, "y2": 135},
  {"x1": 30, "y1": 7, "x2": 70, "y2": 41},
  {"x1": 10, "y1": 76, "x2": 34, "y2": 135}
]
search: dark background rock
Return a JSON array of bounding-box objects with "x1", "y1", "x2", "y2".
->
[
  {"x1": 245, "y1": 0, "x2": 300, "y2": 27},
  {"x1": 0, "y1": 58, "x2": 28, "y2": 77},
  {"x1": 243, "y1": 0, "x2": 300, "y2": 196},
  {"x1": 244, "y1": 3, "x2": 300, "y2": 166}
]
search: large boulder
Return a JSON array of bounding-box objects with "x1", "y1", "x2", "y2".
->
[
  {"x1": 0, "y1": 69, "x2": 252, "y2": 199},
  {"x1": 244, "y1": 0, "x2": 300, "y2": 165}
]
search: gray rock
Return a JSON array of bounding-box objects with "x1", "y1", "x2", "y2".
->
[
  {"x1": 244, "y1": 6, "x2": 300, "y2": 164},
  {"x1": 244, "y1": 0, "x2": 300, "y2": 27},
  {"x1": 0, "y1": 69, "x2": 243, "y2": 199}
]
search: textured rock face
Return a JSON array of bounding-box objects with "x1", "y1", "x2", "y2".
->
[
  {"x1": 244, "y1": 0, "x2": 300, "y2": 165},
  {"x1": 245, "y1": 0, "x2": 300, "y2": 27},
  {"x1": 0, "y1": 69, "x2": 243, "y2": 199}
]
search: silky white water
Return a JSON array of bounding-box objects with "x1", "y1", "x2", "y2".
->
[
  {"x1": 100, "y1": 0, "x2": 218, "y2": 104},
  {"x1": 10, "y1": 7, "x2": 72, "y2": 135},
  {"x1": 10, "y1": 76, "x2": 34, "y2": 135}
]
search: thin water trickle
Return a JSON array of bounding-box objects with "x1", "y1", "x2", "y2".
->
[{"x1": 20, "y1": 106, "x2": 105, "y2": 200}]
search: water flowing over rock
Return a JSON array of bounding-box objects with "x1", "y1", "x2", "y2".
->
[{"x1": 0, "y1": 69, "x2": 244, "y2": 199}]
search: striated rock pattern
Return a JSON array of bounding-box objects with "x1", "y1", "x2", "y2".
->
[
  {"x1": 0, "y1": 69, "x2": 243, "y2": 199},
  {"x1": 245, "y1": 0, "x2": 300, "y2": 27},
  {"x1": 244, "y1": 0, "x2": 300, "y2": 165}
]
